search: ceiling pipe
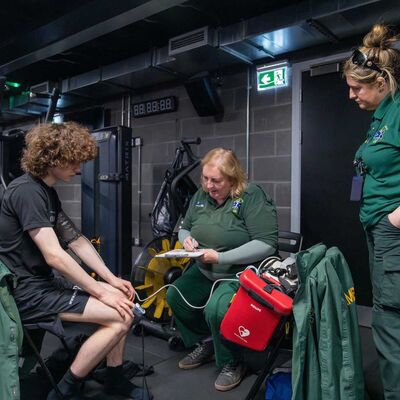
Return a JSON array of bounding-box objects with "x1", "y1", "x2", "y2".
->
[
  {"x1": 59, "y1": 0, "x2": 381, "y2": 96},
  {"x1": 305, "y1": 19, "x2": 339, "y2": 44},
  {"x1": 0, "y1": 0, "x2": 188, "y2": 75}
]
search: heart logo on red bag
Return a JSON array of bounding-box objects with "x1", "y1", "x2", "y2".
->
[{"x1": 238, "y1": 326, "x2": 250, "y2": 338}]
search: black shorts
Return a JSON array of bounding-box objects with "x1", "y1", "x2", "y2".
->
[{"x1": 13, "y1": 275, "x2": 90, "y2": 323}]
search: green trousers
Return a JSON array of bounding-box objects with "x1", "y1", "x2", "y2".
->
[
  {"x1": 166, "y1": 264, "x2": 240, "y2": 367},
  {"x1": 366, "y1": 215, "x2": 400, "y2": 400}
]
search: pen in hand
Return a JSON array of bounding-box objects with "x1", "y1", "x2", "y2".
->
[{"x1": 191, "y1": 237, "x2": 198, "y2": 251}]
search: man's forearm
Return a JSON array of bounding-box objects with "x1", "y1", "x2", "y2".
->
[
  {"x1": 49, "y1": 249, "x2": 104, "y2": 298},
  {"x1": 29, "y1": 226, "x2": 107, "y2": 299},
  {"x1": 68, "y1": 236, "x2": 116, "y2": 283}
]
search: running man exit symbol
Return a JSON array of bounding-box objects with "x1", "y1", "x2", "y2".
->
[{"x1": 257, "y1": 66, "x2": 288, "y2": 91}]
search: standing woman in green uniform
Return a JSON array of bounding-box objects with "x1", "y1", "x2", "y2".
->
[
  {"x1": 344, "y1": 24, "x2": 400, "y2": 400},
  {"x1": 166, "y1": 147, "x2": 278, "y2": 392}
]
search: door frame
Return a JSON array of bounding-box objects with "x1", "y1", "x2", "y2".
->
[
  {"x1": 291, "y1": 50, "x2": 373, "y2": 324},
  {"x1": 291, "y1": 50, "x2": 351, "y2": 232}
]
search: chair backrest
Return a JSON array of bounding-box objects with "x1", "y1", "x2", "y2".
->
[{"x1": 278, "y1": 230, "x2": 303, "y2": 254}]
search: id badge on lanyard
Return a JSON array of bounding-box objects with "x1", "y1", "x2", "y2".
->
[{"x1": 350, "y1": 159, "x2": 366, "y2": 201}]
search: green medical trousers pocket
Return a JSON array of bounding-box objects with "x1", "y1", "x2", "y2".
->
[
  {"x1": 366, "y1": 215, "x2": 400, "y2": 400},
  {"x1": 166, "y1": 264, "x2": 240, "y2": 367}
]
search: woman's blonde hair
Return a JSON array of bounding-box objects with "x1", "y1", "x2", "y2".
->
[
  {"x1": 343, "y1": 24, "x2": 400, "y2": 96},
  {"x1": 21, "y1": 122, "x2": 97, "y2": 178},
  {"x1": 201, "y1": 147, "x2": 247, "y2": 198}
]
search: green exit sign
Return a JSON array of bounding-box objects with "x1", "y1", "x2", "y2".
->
[{"x1": 257, "y1": 65, "x2": 288, "y2": 91}]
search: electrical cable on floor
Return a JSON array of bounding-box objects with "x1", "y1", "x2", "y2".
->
[
  {"x1": 140, "y1": 323, "x2": 150, "y2": 400},
  {"x1": 132, "y1": 304, "x2": 151, "y2": 400}
]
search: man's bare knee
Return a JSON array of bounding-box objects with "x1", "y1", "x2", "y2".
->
[
  {"x1": 85, "y1": 312, "x2": 134, "y2": 333},
  {"x1": 113, "y1": 310, "x2": 134, "y2": 331},
  {"x1": 111, "y1": 317, "x2": 133, "y2": 336},
  {"x1": 124, "y1": 314, "x2": 134, "y2": 330},
  {"x1": 110, "y1": 312, "x2": 134, "y2": 334},
  {"x1": 60, "y1": 297, "x2": 134, "y2": 328}
]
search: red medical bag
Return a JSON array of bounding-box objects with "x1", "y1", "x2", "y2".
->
[{"x1": 220, "y1": 269, "x2": 293, "y2": 351}]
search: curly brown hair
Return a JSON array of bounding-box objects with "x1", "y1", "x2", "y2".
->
[{"x1": 21, "y1": 122, "x2": 97, "y2": 178}]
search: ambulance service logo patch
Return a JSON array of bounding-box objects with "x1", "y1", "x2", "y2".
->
[
  {"x1": 371, "y1": 125, "x2": 387, "y2": 144},
  {"x1": 231, "y1": 198, "x2": 243, "y2": 215}
]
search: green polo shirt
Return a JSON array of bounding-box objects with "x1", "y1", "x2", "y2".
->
[
  {"x1": 355, "y1": 91, "x2": 400, "y2": 229},
  {"x1": 181, "y1": 183, "x2": 278, "y2": 279}
]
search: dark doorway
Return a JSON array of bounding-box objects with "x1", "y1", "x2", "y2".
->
[{"x1": 300, "y1": 69, "x2": 372, "y2": 306}]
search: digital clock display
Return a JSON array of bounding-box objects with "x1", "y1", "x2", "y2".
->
[{"x1": 132, "y1": 96, "x2": 178, "y2": 118}]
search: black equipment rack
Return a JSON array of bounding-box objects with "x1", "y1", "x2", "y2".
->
[{"x1": 81, "y1": 125, "x2": 132, "y2": 277}]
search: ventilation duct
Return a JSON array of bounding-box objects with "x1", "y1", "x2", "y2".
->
[
  {"x1": 30, "y1": 81, "x2": 56, "y2": 95},
  {"x1": 169, "y1": 27, "x2": 214, "y2": 56}
]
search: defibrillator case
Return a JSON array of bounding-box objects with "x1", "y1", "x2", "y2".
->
[{"x1": 220, "y1": 269, "x2": 293, "y2": 351}]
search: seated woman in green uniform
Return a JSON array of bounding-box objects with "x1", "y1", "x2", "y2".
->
[
  {"x1": 166, "y1": 147, "x2": 278, "y2": 392},
  {"x1": 343, "y1": 24, "x2": 400, "y2": 400}
]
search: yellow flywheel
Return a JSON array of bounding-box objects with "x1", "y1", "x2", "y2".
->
[{"x1": 132, "y1": 235, "x2": 190, "y2": 321}]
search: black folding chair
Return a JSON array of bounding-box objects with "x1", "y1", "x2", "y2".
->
[
  {"x1": 20, "y1": 318, "x2": 72, "y2": 400},
  {"x1": 278, "y1": 230, "x2": 303, "y2": 254}
]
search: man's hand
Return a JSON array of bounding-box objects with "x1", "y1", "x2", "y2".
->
[
  {"x1": 98, "y1": 288, "x2": 134, "y2": 319},
  {"x1": 109, "y1": 276, "x2": 135, "y2": 300},
  {"x1": 199, "y1": 249, "x2": 219, "y2": 264}
]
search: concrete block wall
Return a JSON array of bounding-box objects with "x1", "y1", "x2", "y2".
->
[
  {"x1": 54, "y1": 175, "x2": 82, "y2": 229},
  {"x1": 55, "y1": 66, "x2": 292, "y2": 259}
]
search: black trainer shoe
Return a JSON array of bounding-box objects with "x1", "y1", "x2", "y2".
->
[
  {"x1": 178, "y1": 341, "x2": 215, "y2": 370},
  {"x1": 46, "y1": 389, "x2": 91, "y2": 400},
  {"x1": 92, "y1": 360, "x2": 154, "y2": 383},
  {"x1": 214, "y1": 362, "x2": 246, "y2": 391},
  {"x1": 104, "y1": 376, "x2": 153, "y2": 400}
]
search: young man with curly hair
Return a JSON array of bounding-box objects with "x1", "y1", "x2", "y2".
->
[{"x1": 0, "y1": 122, "x2": 152, "y2": 400}]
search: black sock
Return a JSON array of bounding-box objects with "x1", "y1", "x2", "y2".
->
[{"x1": 47, "y1": 369, "x2": 85, "y2": 399}]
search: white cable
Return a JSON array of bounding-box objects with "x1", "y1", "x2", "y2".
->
[
  {"x1": 135, "y1": 278, "x2": 238, "y2": 310},
  {"x1": 135, "y1": 263, "x2": 263, "y2": 310},
  {"x1": 134, "y1": 258, "x2": 284, "y2": 311},
  {"x1": 258, "y1": 256, "x2": 282, "y2": 274},
  {"x1": 235, "y1": 264, "x2": 257, "y2": 279}
]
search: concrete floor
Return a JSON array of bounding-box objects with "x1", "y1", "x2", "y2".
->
[
  {"x1": 20, "y1": 321, "x2": 382, "y2": 400},
  {"x1": 21, "y1": 322, "x2": 266, "y2": 400}
]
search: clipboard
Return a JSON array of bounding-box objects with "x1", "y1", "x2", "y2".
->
[{"x1": 155, "y1": 249, "x2": 204, "y2": 259}]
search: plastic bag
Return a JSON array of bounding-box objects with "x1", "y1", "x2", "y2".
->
[
  {"x1": 151, "y1": 172, "x2": 179, "y2": 238},
  {"x1": 265, "y1": 371, "x2": 292, "y2": 400},
  {"x1": 151, "y1": 170, "x2": 197, "y2": 238}
]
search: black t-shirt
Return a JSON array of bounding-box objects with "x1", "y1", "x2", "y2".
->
[{"x1": 0, "y1": 173, "x2": 61, "y2": 279}]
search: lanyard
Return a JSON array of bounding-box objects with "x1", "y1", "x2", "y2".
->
[
  {"x1": 353, "y1": 118, "x2": 382, "y2": 176},
  {"x1": 353, "y1": 157, "x2": 367, "y2": 176}
]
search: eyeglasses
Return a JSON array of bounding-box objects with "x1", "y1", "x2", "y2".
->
[{"x1": 351, "y1": 49, "x2": 382, "y2": 73}]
